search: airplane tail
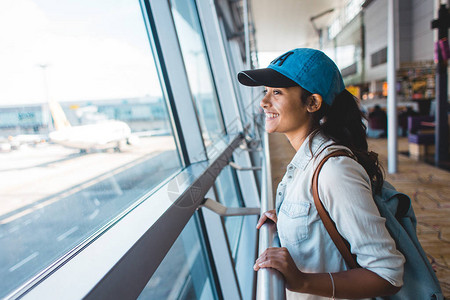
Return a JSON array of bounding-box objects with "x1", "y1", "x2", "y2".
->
[{"x1": 48, "y1": 99, "x2": 71, "y2": 130}]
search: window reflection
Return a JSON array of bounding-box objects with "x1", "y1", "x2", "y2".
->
[
  {"x1": 138, "y1": 215, "x2": 217, "y2": 300},
  {"x1": 170, "y1": 0, "x2": 225, "y2": 148},
  {"x1": 0, "y1": 0, "x2": 181, "y2": 297}
]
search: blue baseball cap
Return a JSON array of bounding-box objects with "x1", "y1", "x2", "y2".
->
[{"x1": 237, "y1": 48, "x2": 345, "y2": 105}]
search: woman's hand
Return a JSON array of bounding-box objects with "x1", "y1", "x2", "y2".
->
[
  {"x1": 253, "y1": 248, "x2": 400, "y2": 298},
  {"x1": 253, "y1": 247, "x2": 305, "y2": 292},
  {"x1": 255, "y1": 248, "x2": 401, "y2": 298},
  {"x1": 256, "y1": 209, "x2": 277, "y2": 229}
]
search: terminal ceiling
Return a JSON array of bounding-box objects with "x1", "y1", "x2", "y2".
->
[{"x1": 250, "y1": 0, "x2": 348, "y2": 64}]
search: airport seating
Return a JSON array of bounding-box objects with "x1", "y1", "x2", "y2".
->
[{"x1": 367, "y1": 108, "x2": 387, "y2": 138}]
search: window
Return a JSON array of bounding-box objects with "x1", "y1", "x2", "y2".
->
[
  {"x1": 336, "y1": 44, "x2": 357, "y2": 70},
  {"x1": 371, "y1": 47, "x2": 388, "y2": 67},
  {"x1": 170, "y1": 0, "x2": 225, "y2": 148},
  {"x1": 328, "y1": 18, "x2": 342, "y2": 40},
  {"x1": 0, "y1": 0, "x2": 181, "y2": 297},
  {"x1": 345, "y1": 0, "x2": 364, "y2": 23},
  {"x1": 214, "y1": 166, "x2": 244, "y2": 259},
  {"x1": 341, "y1": 62, "x2": 358, "y2": 77},
  {"x1": 138, "y1": 214, "x2": 219, "y2": 300}
]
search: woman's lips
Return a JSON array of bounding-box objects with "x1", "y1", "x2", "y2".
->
[{"x1": 265, "y1": 112, "x2": 279, "y2": 119}]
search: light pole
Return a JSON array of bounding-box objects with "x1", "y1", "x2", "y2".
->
[{"x1": 37, "y1": 64, "x2": 54, "y2": 132}]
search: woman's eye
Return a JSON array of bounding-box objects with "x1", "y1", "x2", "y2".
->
[
  {"x1": 263, "y1": 90, "x2": 268, "y2": 95},
  {"x1": 273, "y1": 90, "x2": 281, "y2": 95}
]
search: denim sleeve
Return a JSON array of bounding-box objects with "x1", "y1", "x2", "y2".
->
[{"x1": 318, "y1": 156, "x2": 405, "y2": 287}]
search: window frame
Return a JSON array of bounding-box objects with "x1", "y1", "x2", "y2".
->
[
  {"x1": 4, "y1": 0, "x2": 264, "y2": 298},
  {"x1": 194, "y1": 2, "x2": 261, "y2": 298},
  {"x1": 142, "y1": 0, "x2": 207, "y2": 165}
]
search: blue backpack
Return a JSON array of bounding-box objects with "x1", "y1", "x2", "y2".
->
[{"x1": 313, "y1": 151, "x2": 443, "y2": 299}]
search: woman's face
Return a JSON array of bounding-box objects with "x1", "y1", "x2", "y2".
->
[{"x1": 260, "y1": 86, "x2": 311, "y2": 137}]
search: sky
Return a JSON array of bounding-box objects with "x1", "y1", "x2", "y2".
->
[{"x1": 0, "y1": 0, "x2": 164, "y2": 105}]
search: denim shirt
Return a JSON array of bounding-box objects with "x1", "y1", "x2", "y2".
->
[{"x1": 275, "y1": 134, "x2": 405, "y2": 300}]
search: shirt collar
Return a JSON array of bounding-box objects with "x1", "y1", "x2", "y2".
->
[{"x1": 288, "y1": 133, "x2": 330, "y2": 171}]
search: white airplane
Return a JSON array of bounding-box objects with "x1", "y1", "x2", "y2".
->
[{"x1": 48, "y1": 98, "x2": 134, "y2": 152}]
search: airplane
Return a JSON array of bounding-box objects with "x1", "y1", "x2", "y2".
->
[{"x1": 47, "y1": 98, "x2": 135, "y2": 153}]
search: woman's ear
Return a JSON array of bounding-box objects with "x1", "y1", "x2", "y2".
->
[{"x1": 306, "y1": 94, "x2": 323, "y2": 113}]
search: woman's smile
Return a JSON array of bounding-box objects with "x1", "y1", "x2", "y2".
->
[{"x1": 265, "y1": 111, "x2": 280, "y2": 120}]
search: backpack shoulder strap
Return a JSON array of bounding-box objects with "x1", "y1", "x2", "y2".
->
[{"x1": 312, "y1": 150, "x2": 360, "y2": 269}]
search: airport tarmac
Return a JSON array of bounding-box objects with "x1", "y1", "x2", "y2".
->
[
  {"x1": 0, "y1": 135, "x2": 178, "y2": 219},
  {"x1": 0, "y1": 135, "x2": 181, "y2": 298}
]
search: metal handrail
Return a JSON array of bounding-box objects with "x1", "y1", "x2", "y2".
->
[{"x1": 256, "y1": 132, "x2": 286, "y2": 300}]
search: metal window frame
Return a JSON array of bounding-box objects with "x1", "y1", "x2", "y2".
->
[
  {"x1": 138, "y1": 0, "x2": 188, "y2": 167},
  {"x1": 195, "y1": 0, "x2": 244, "y2": 135},
  {"x1": 217, "y1": 17, "x2": 248, "y2": 124},
  {"x1": 195, "y1": 0, "x2": 259, "y2": 208},
  {"x1": 167, "y1": 0, "x2": 228, "y2": 152},
  {"x1": 144, "y1": 0, "x2": 207, "y2": 164}
]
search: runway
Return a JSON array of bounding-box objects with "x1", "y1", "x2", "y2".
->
[{"x1": 0, "y1": 136, "x2": 181, "y2": 298}]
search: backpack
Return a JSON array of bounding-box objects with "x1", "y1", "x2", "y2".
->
[{"x1": 312, "y1": 151, "x2": 443, "y2": 300}]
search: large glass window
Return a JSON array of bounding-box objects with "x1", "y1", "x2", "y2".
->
[
  {"x1": 138, "y1": 214, "x2": 218, "y2": 300},
  {"x1": 0, "y1": 0, "x2": 181, "y2": 297},
  {"x1": 170, "y1": 0, "x2": 225, "y2": 148}
]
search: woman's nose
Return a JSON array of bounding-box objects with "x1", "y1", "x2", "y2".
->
[{"x1": 260, "y1": 94, "x2": 270, "y2": 109}]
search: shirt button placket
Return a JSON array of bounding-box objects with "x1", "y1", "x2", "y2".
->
[{"x1": 287, "y1": 165, "x2": 294, "y2": 182}]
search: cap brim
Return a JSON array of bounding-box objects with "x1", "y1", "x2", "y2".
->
[{"x1": 237, "y1": 68, "x2": 298, "y2": 87}]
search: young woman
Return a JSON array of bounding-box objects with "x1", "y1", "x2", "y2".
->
[{"x1": 238, "y1": 48, "x2": 405, "y2": 300}]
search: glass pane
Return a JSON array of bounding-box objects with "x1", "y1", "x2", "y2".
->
[
  {"x1": 214, "y1": 166, "x2": 244, "y2": 259},
  {"x1": 218, "y1": 20, "x2": 249, "y2": 125},
  {"x1": 0, "y1": 0, "x2": 181, "y2": 297},
  {"x1": 138, "y1": 215, "x2": 217, "y2": 300},
  {"x1": 170, "y1": 0, "x2": 225, "y2": 147}
]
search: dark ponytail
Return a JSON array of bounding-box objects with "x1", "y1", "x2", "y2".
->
[{"x1": 303, "y1": 89, "x2": 384, "y2": 194}]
